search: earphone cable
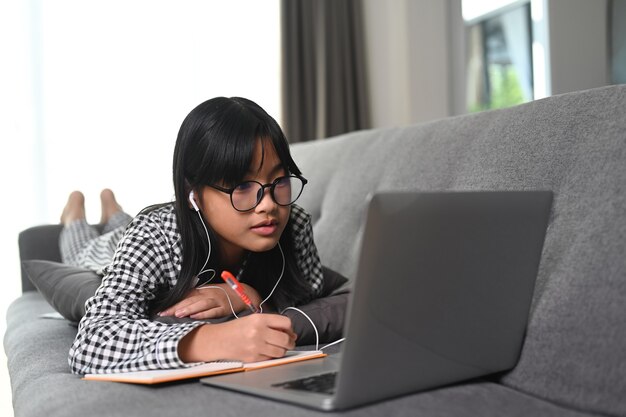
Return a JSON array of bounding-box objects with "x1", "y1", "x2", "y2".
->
[
  {"x1": 281, "y1": 306, "x2": 319, "y2": 351},
  {"x1": 258, "y1": 242, "x2": 285, "y2": 313},
  {"x1": 195, "y1": 209, "x2": 216, "y2": 286},
  {"x1": 196, "y1": 285, "x2": 239, "y2": 319},
  {"x1": 320, "y1": 337, "x2": 346, "y2": 350}
]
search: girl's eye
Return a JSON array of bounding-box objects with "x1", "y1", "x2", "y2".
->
[
  {"x1": 234, "y1": 181, "x2": 254, "y2": 192},
  {"x1": 274, "y1": 177, "x2": 290, "y2": 188}
]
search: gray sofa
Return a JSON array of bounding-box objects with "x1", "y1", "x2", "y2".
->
[{"x1": 5, "y1": 85, "x2": 626, "y2": 417}]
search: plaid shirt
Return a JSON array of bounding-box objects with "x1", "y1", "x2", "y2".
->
[{"x1": 68, "y1": 203, "x2": 323, "y2": 375}]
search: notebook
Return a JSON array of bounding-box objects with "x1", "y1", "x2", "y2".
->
[
  {"x1": 200, "y1": 191, "x2": 553, "y2": 410},
  {"x1": 83, "y1": 350, "x2": 325, "y2": 384}
]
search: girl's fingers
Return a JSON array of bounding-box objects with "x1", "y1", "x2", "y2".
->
[
  {"x1": 160, "y1": 288, "x2": 229, "y2": 317},
  {"x1": 260, "y1": 343, "x2": 290, "y2": 360},
  {"x1": 210, "y1": 315, "x2": 297, "y2": 362},
  {"x1": 247, "y1": 314, "x2": 296, "y2": 352},
  {"x1": 175, "y1": 298, "x2": 219, "y2": 317},
  {"x1": 265, "y1": 329, "x2": 296, "y2": 351},
  {"x1": 159, "y1": 285, "x2": 258, "y2": 318},
  {"x1": 160, "y1": 290, "x2": 205, "y2": 315},
  {"x1": 261, "y1": 314, "x2": 293, "y2": 331},
  {"x1": 268, "y1": 317, "x2": 297, "y2": 342},
  {"x1": 189, "y1": 307, "x2": 226, "y2": 320},
  {"x1": 159, "y1": 299, "x2": 193, "y2": 316}
]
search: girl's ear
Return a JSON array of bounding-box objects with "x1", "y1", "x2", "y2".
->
[{"x1": 189, "y1": 190, "x2": 200, "y2": 212}]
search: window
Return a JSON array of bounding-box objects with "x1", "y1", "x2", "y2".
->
[
  {"x1": 464, "y1": 1, "x2": 534, "y2": 112},
  {"x1": 612, "y1": 0, "x2": 626, "y2": 84}
]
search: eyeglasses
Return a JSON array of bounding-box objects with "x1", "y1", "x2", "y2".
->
[{"x1": 208, "y1": 175, "x2": 308, "y2": 212}]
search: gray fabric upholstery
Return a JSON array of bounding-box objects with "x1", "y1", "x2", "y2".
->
[
  {"x1": 22, "y1": 260, "x2": 102, "y2": 323},
  {"x1": 291, "y1": 85, "x2": 626, "y2": 417},
  {"x1": 5, "y1": 293, "x2": 594, "y2": 417},
  {"x1": 18, "y1": 224, "x2": 63, "y2": 292},
  {"x1": 5, "y1": 85, "x2": 625, "y2": 416}
]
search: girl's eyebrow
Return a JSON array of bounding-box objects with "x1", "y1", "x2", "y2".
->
[{"x1": 247, "y1": 162, "x2": 285, "y2": 176}]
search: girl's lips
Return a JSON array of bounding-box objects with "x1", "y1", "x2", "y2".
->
[{"x1": 251, "y1": 221, "x2": 278, "y2": 236}]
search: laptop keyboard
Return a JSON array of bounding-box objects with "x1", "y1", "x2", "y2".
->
[{"x1": 272, "y1": 371, "x2": 338, "y2": 395}]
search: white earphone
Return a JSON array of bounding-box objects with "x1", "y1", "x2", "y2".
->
[
  {"x1": 189, "y1": 190, "x2": 200, "y2": 212},
  {"x1": 188, "y1": 189, "x2": 215, "y2": 285}
]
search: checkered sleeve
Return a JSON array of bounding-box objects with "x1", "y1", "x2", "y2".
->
[
  {"x1": 290, "y1": 204, "x2": 324, "y2": 297},
  {"x1": 68, "y1": 208, "x2": 204, "y2": 375}
]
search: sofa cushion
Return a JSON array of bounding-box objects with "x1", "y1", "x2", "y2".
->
[
  {"x1": 22, "y1": 260, "x2": 101, "y2": 323},
  {"x1": 291, "y1": 85, "x2": 626, "y2": 417},
  {"x1": 5, "y1": 293, "x2": 597, "y2": 417},
  {"x1": 18, "y1": 224, "x2": 64, "y2": 292}
]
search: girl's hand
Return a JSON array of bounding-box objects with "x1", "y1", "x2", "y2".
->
[
  {"x1": 179, "y1": 314, "x2": 297, "y2": 363},
  {"x1": 158, "y1": 283, "x2": 261, "y2": 319}
]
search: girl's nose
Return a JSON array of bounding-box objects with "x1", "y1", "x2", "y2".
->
[{"x1": 254, "y1": 187, "x2": 277, "y2": 213}]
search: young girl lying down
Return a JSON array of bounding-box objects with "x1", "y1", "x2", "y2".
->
[{"x1": 66, "y1": 97, "x2": 348, "y2": 374}]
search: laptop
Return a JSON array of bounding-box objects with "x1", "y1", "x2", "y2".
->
[{"x1": 201, "y1": 190, "x2": 553, "y2": 411}]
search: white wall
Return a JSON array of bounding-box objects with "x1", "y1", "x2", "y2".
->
[
  {"x1": 363, "y1": 0, "x2": 464, "y2": 128},
  {"x1": 546, "y1": 0, "x2": 609, "y2": 95},
  {"x1": 0, "y1": 2, "x2": 280, "y2": 416}
]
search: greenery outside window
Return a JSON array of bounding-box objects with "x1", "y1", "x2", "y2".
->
[{"x1": 465, "y1": 2, "x2": 534, "y2": 112}]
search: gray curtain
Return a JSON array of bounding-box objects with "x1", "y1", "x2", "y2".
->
[{"x1": 281, "y1": 0, "x2": 370, "y2": 142}]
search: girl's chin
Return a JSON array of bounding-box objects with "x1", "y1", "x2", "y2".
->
[{"x1": 244, "y1": 237, "x2": 281, "y2": 253}]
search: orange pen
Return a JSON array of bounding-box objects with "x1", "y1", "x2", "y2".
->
[{"x1": 220, "y1": 270, "x2": 259, "y2": 313}]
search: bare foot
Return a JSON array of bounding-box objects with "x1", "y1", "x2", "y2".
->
[
  {"x1": 61, "y1": 191, "x2": 86, "y2": 226},
  {"x1": 100, "y1": 188, "x2": 123, "y2": 224}
]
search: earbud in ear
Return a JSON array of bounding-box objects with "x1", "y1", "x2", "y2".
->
[{"x1": 189, "y1": 190, "x2": 200, "y2": 212}]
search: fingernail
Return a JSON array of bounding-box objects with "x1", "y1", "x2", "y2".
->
[{"x1": 175, "y1": 310, "x2": 185, "y2": 317}]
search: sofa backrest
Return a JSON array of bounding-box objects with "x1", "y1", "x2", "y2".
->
[{"x1": 291, "y1": 85, "x2": 626, "y2": 416}]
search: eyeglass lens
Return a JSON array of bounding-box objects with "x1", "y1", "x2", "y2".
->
[{"x1": 231, "y1": 176, "x2": 304, "y2": 211}]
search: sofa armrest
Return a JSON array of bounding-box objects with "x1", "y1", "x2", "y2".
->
[{"x1": 18, "y1": 224, "x2": 63, "y2": 292}]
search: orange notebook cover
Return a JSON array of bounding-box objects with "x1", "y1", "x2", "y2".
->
[
  {"x1": 82, "y1": 361, "x2": 244, "y2": 384},
  {"x1": 243, "y1": 350, "x2": 326, "y2": 371},
  {"x1": 82, "y1": 350, "x2": 325, "y2": 385}
]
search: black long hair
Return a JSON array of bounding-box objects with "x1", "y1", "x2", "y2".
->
[{"x1": 149, "y1": 97, "x2": 312, "y2": 315}]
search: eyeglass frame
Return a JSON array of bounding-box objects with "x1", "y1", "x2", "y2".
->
[{"x1": 206, "y1": 174, "x2": 308, "y2": 212}]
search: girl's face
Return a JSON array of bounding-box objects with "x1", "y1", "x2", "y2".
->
[{"x1": 197, "y1": 138, "x2": 291, "y2": 269}]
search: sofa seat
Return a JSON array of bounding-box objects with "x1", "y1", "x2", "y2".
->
[{"x1": 5, "y1": 293, "x2": 599, "y2": 417}]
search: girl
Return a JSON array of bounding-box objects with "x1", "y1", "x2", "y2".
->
[{"x1": 68, "y1": 97, "x2": 348, "y2": 375}]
